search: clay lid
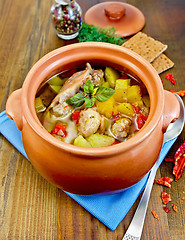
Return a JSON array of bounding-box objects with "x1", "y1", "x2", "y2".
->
[{"x1": 84, "y1": 2, "x2": 145, "y2": 37}]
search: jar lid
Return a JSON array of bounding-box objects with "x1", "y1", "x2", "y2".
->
[
  {"x1": 84, "y1": 2, "x2": 145, "y2": 37},
  {"x1": 55, "y1": 0, "x2": 72, "y2": 5}
]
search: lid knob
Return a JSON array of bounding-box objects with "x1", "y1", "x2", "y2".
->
[{"x1": 104, "y1": 3, "x2": 126, "y2": 20}]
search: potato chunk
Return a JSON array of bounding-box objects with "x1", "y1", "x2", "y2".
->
[
  {"x1": 127, "y1": 85, "x2": 142, "y2": 103},
  {"x1": 86, "y1": 134, "x2": 115, "y2": 147},
  {"x1": 96, "y1": 96, "x2": 115, "y2": 118},
  {"x1": 114, "y1": 79, "x2": 130, "y2": 102},
  {"x1": 73, "y1": 135, "x2": 92, "y2": 147},
  {"x1": 104, "y1": 67, "x2": 120, "y2": 88},
  {"x1": 117, "y1": 103, "x2": 135, "y2": 116},
  {"x1": 48, "y1": 76, "x2": 67, "y2": 86}
]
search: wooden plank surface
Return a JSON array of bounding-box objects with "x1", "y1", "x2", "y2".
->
[{"x1": 0, "y1": 0, "x2": 185, "y2": 239}]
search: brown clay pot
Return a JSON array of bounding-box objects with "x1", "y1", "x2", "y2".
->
[{"x1": 6, "y1": 42, "x2": 180, "y2": 194}]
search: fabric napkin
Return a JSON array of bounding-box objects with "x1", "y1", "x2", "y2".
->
[{"x1": 0, "y1": 110, "x2": 177, "y2": 230}]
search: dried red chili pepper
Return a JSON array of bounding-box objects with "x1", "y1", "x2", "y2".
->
[
  {"x1": 171, "y1": 203, "x2": 177, "y2": 212},
  {"x1": 182, "y1": 197, "x2": 185, "y2": 201},
  {"x1": 165, "y1": 74, "x2": 176, "y2": 85},
  {"x1": 163, "y1": 206, "x2": 171, "y2": 213},
  {"x1": 153, "y1": 178, "x2": 157, "y2": 185},
  {"x1": 173, "y1": 142, "x2": 185, "y2": 181},
  {"x1": 157, "y1": 176, "x2": 173, "y2": 188},
  {"x1": 161, "y1": 190, "x2": 171, "y2": 204},
  {"x1": 170, "y1": 90, "x2": 185, "y2": 97},
  {"x1": 164, "y1": 158, "x2": 174, "y2": 162},
  {"x1": 151, "y1": 211, "x2": 159, "y2": 220}
]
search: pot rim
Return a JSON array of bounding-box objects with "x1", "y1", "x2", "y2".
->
[{"x1": 21, "y1": 42, "x2": 164, "y2": 157}]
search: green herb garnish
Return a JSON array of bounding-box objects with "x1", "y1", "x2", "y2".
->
[
  {"x1": 66, "y1": 79, "x2": 115, "y2": 108},
  {"x1": 77, "y1": 22, "x2": 126, "y2": 46}
]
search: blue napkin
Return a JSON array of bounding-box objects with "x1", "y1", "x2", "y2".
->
[{"x1": 0, "y1": 110, "x2": 177, "y2": 230}]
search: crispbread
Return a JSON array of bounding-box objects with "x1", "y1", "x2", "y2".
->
[
  {"x1": 122, "y1": 32, "x2": 168, "y2": 62},
  {"x1": 151, "y1": 53, "x2": 174, "y2": 74}
]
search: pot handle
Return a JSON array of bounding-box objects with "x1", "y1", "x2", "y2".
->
[
  {"x1": 162, "y1": 90, "x2": 180, "y2": 132},
  {"x1": 6, "y1": 89, "x2": 23, "y2": 131}
]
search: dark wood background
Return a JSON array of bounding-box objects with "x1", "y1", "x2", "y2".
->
[{"x1": 0, "y1": 0, "x2": 184, "y2": 239}]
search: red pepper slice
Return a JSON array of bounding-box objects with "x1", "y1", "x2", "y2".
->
[
  {"x1": 112, "y1": 113, "x2": 120, "y2": 122},
  {"x1": 112, "y1": 140, "x2": 120, "y2": 145},
  {"x1": 157, "y1": 176, "x2": 173, "y2": 188},
  {"x1": 161, "y1": 190, "x2": 171, "y2": 204},
  {"x1": 72, "y1": 111, "x2": 81, "y2": 124},
  {"x1": 165, "y1": 74, "x2": 176, "y2": 85},
  {"x1": 173, "y1": 142, "x2": 185, "y2": 181},
  {"x1": 163, "y1": 206, "x2": 171, "y2": 213},
  {"x1": 132, "y1": 104, "x2": 140, "y2": 114},
  {"x1": 170, "y1": 90, "x2": 185, "y2": 97},
  {"x1": 50, "y1": 123, "x2": 67, "y2": 137},
  {"x1": 136, "y1": 113, "x2": 148, "y2": 129}
]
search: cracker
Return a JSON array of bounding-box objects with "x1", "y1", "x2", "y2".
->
[
  {"x1": 122, "y1": 32, "x2": 168, "y2": 62},
  {"x1": 151, "y1": 53, "x2": 174, "y2": 74}
]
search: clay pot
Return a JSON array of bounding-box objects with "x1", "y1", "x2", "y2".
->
[{"x1": 6, "y1": 42, "x2": 180, "y2": 194}]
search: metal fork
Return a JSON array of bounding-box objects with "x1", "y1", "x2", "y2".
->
[{"x1": 122, "y1": 94, "x2": 185, "y2": 240}]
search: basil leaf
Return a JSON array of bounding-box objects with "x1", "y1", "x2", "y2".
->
[
  {"x1": 95, "y1": 86, "x2": 115, "y2": 102},
  {"x1": 84, "y1": 79, "x2": 94, "y2": 95},
  {"x1": 66, "y1": 92, "x2": 85, "y2": 107},
  {"x1": 85, "y1": 97, "x2": 96, "y2": 108}
]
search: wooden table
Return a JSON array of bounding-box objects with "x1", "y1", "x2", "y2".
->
[{"x1": 0, "y1": 0, "x2": 185, "y2": 239}]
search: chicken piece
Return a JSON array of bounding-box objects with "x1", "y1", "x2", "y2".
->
[
  {"x1": 50, "y1": 68, "x2": 92, "y2": 110},
  {"x1": 78, "y1": 109, "x2": 101, "y2": 138},
  {"x1": 48, "y1": 63, "x2": 103, "y2": 115},
  {"x1": 92, "y1": 69, "x2": 104, "y2": 86},
  {"x1": 111, "y1": 118, "x2": 131, "y2": 140},
  {"x1": 80, "y1": 63, "x2": 104, "y2": 89}
]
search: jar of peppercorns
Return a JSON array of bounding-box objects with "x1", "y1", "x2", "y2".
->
[{"x1": 51, "y1": 0, "x2": 82, "y2": 40}]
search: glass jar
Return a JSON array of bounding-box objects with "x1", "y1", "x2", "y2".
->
[{"x1": 51, "y1": 0, "x2": 82, "y2": 40}]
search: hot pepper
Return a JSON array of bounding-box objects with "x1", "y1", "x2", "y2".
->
[
  {"x1": 165, "y1": 74, "x2": 176, "y2": 85},
  {"x1": 161, "y1": 190, "x2": 171, "y2": 204},
  {"x1": 171, "y1": 203, "x2": 178, "y2": 212},
  {"x1": 163, "y1": 206, "x2": 171, "y2": 213},
  {"x1": 157, "y1": 176, "x2": 173, "y2": 188},
  {"x1": 170, "y1": 90, "x2": 185, "y2": 97},
  {"x1": 173, "y1": 141, "x2": 185, "y2": 181},
  {"x1": 151, "y1": 211, "x2": 159, "y2": 220}
]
